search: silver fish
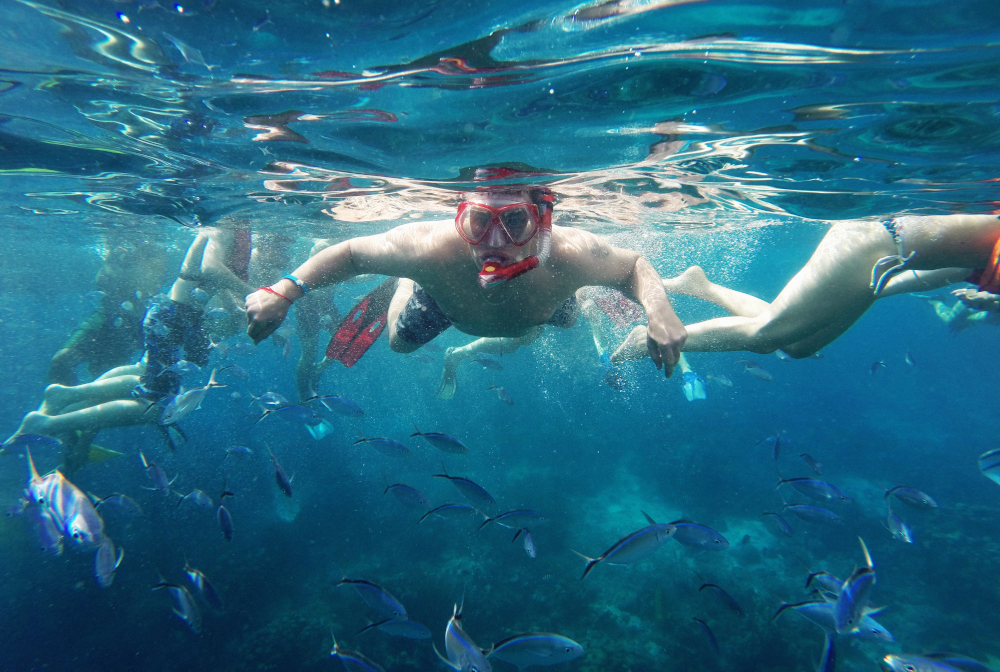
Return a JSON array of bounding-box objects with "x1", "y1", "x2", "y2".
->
[
  {"x1": 418, "y1": 503, "x2": 481, "y2": 524},
  {"x1": 693, "y1": 618, "x2": 719, "y2": 656},
  {"x1": 353, "y1": 436, "x2": 411, "y2": 458},
  {"x1": 435, "y1": 602, "x2": 493, "y2": 672},
  {"x1": 249, "y1": 391, "x2": 289, "y2": 411},
  {"x1": 488, "y1": 385, "x2": 514, "y2": 405},
  {"x1": 185, "y1": 562, "x2": 224, "y2": 611},
  {"x1": 782, "y1": 504, "x2": 842, "y2": 526},
  {"x1": 336, "y1": 574, "x2": 407, "y2": 622},
  {"x1": 330, "y1": 633, "x2": 385, "y2": 672},
  {"x1": 979, "y1": 448, "x2": 1000, "y2": 488},
  {"x1": 26, "y1": 449, "x2": 105, "y2": 548},
  {"x1": 819, "y1": 632, "x2": 836, "y2": 672},
  {"x1": 177, "y1": 489, "x2": 213, "y2": 509},
  {"x1": 306, "y1": 394, "x2": 364, "y2": 417},
  {"x1": 162, "y1": 31, "x2": 209, "y2": 67},
  {"x1": 886, "y1": 500, "x2": 913, "y2": 543},
  {"x1": 762, "y1": 512, "x2": 793, "y2": 537},
  {"x1": 744, "y1": 366, "x2": 774, "y2": 381},
  {"x1": 576, "y1": 512, "x2": 675, "y2": 579},
  {"x1": 267, "y1": 446, "x2": 293, "y2": 497},
  {"x1": 154, "y1": 582, "x2": 202, "y2": 634},
  {"x1": 480, "y1": 509, "x2": 546, "y2": 531},
  {"x1": 799, "y1": 453, "x2": 823, "y2": 475},
  {"x1": 883, "y1": 655, "x2": 972, "y2": 672},
  {"x1": 487, "y1": 632, "x2": 585, "y2": 669},
  {"x1": 96, "y1": 493, "x2": 143, "y2": 516},
  {"x1": 670, "y1": 520, "x2": 730, "y2": 549},
  {"x1": 471, "y1": 355, "x2": 503, "y2": 370},
  {"x1": 30, "y1": 507, "x2": 65, "y2": 555},
  {"x1": 95, "y1": 537, "x2": 123, "y2": 587},
  {"x1": 357, "y1": 619, "x2": 431, "y2": 640},
  {"x1": 884, "y1": 485, "x2": 938, "y2": 509},
  {"x1": 158, "y1": 360, "x2": 201, "y2": 377},
  {"x1": 871, "y1": 360, "x2": 887, "y2": 374},
  {"x1": 410, "y1": 425, "x2": 469, "y2": 454},
  {"x1": 256, "y1": 404, "x2": 323, "y2": 426},
  {"x1": 512, "y1": 528, "x2": 537, "y2": 558},
  {"x1": 219, "y1": 363, "x2": 250, "y2": 380},
  {"x1": 159, "y1": 368, "x2": 226, "y2": 425},
  {"x1": 776, "y1": 476, "x2": 851, "y2": 503},
  {"x1": 805, "y1": 571, "x2": 843, "y2": 595},
  {"x1": 834, "y1": 538, "x2": 876, "y2": 634},
  {"x1": 699, "y1": 584, "x2": 744, "y2": 617},
  {"x1": 140, "y1": 452, "x2": 175, "y2": 496},
  {"x1": 773, "y1": 600, "x2": 893, "y2": 642},
  {"x1": 434, "y1": 467, "x2": 495, "y2": 506},
  {"x1": 384, "y1": 482, "x2": 431, "y2": 510}
]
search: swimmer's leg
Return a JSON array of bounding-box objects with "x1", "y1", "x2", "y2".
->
[
  {"x1": 663, "y1": 266, "x2": 770, "y2": 318},
  {"x1": 437, "y1": 328, "x2": 544, "y2": 400},
  {"x1": 14, "y1": 400, "x2": 151, "y2": 440},
  {"x1": 39, "y1": 374, "x2": 142, "y2": 415},
  {"x1": 877, "y1": 267, "x2": 971, "y2": 298}
]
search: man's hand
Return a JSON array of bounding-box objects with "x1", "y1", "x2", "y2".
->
[
  {"x1": 645, "y1": 309, "x2": 687, "y2": 377},
  {"x1": 952, "y1": 288, "x2": 1000, "y2": 312},
  {"x1": 245, "y1": 288, "x2": 292, "y2": 344}
]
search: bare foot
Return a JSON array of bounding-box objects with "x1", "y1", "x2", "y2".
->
[
  {"x1": 436, "y1": 348, "x2": 462, "y2": 400},
  {"x1": 610, "y1": 325, "x2": 650, "y2": 365},
  {"x1": 40, "y1": 384, "x2": 75, "y2": 415},
  {"x1": 8, "y1": 411, "x2": 51, "y2": 442},
  {"x1": 662, "y1": 265, "x2": 711, "y2": 296}
]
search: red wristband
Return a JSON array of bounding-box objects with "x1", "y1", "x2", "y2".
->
[{"x1": 259, "y1": 286, "x2": 292, "y2": 303}]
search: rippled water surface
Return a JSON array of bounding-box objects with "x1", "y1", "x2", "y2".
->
[{"x1": 2, "y1": 2, "x2": 1000, "y2": 672}]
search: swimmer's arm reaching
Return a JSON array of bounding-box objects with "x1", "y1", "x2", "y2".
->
[
  {"x1": 245, "y1": 223, "x2": 432, "y2": 344},
  {"x1": 560, "y1": 228, "x2": 686, "y2": 376}
]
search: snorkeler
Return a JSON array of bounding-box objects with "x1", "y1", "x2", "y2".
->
[
  {"x1": 920, "y1": 286, "x2": 1000, "y2": 334},
  {"x1": 245, "y1": 185, "x2": 687, "y2": 378},
  {"x1": 9, "y1": 220, "x2": 292, "y2": 440},
  {"x1": 609, "y1": 214, "x2": 1000, "y2": 361}
]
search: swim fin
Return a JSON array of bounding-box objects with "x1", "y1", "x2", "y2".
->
[
  {"x1": 682, "y1": 371, "x2": 707, "y2": 402},
  {"x1": 306, "y1": 418, "x2": 334, "y2": 441},
  {"x1": 325, "y1": 278, "x2": 398, "y2": 367}
]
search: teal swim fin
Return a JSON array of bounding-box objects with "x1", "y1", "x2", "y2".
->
[
  {"x1": 306, "y1": 418, "x2": 334, "y2": 440},
  {"x1": 682, "y1": 371, "x2": 707, "y2": 401}
]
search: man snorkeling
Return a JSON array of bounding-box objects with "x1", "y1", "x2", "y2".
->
[{"x1": 245, "y1": 185, "x2": 687, "y2": 377}]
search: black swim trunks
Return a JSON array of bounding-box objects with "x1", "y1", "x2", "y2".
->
[
  {"x1": 132, "y1": 300, "x2": 209, "y2": 401},
  {"x1": 395, "y1": 283, "x2": 578, "y2": 345}
]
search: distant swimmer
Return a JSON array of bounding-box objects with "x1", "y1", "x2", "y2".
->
[
  {"x1": 245, "y1": 182, "x2": 687, "y2": 383},
  {"x1": 611, "y1": 214, "x2": 1000, "y2": 361}
]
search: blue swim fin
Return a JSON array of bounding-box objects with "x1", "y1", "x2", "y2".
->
[
  {"x1": 682, "y1": 371, "x2": 707, "y2": 401},
  {"x1": 306, "y1": 418, "x2": 334, "y2": 441}
]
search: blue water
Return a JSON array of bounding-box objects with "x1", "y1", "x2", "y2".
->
[{"x1": 2, "y1": 1, "x2": 1000, "y2": 671}]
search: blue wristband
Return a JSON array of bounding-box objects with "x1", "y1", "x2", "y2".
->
[{"x1": 283, "y1": 274, "x2": 308, "y2": 294}]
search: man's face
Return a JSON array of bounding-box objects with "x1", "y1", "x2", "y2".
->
[{"x1": 462, "y1": 191, "x2": 540, "y2": 269}]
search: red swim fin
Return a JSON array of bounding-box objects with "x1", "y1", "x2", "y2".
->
[{"x1": 325, "y1": 278, "x2": 398, "y2": 366}]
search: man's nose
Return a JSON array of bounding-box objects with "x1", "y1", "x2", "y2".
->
[{"x1": 483, "y1": 220, "x2": 509, "y2": 247}]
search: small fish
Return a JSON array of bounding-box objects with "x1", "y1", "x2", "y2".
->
[
  {"x1": 435, "y1": 602, "x2": 493, "y2": 672},
  {"x1": 774, "y1": 350, "x2": 793, "y2": 361},
  {"x1": 190, "y1": 287, "x2": 210, "y2": 303},
  {"x1": 488, "y1": 385, "x2": 514, "y2": 405},
  {"x1": 781, "y1": 504, "x2": 842, "y2": 526},
  {"x1": 185, "y1": 561, "x2": 224, "y2": 611},
  {"x1": 336, "y1": 572, "x2": 407, "y2": 621},
  {"x1": 885, "y1": 500, "x2": 913, "y2": 543},
  {"x1": 834, "y1": 538, "x2": 876, "y2": 634},
  {"x1": 120, "y1": 300, "x2": 134, "y2": 311},
  {"x1": 745, "y1": 366, "x2": 775, "y2": 382},
  {"x1": 735, "y1": 359, "x2": 760, "y2": 369},
  {"x1": 229, "y1": 391, "x2": 242, "y2": 401},
  {"x1": 979, "y1": 448, "x2": 1000, "y2": 488},
  {"x1": 818, "y1": 632, "x2": 836, "y2": 672},
  {"x1": 248, "y1": 391, "x2": 290, "y2": 411},
  {"x1": 217, "y1": 504, "x2": 234, "y2": 541},
  {"x1": 805, "y1": 571, "x2": 843, "y2": 595},
  {"x1": 206, "y1": 307, "x2": 230, "y2": 320},
  {"x1": 762, "y1": 512, "x2": 793, "y2": 537},
  {"x1": 305, "y1": 394, "x2": 364, "y2": 417},
  {"x1": 330, "y1": 633, "x2": 386, "y2": 672},
  {"x1": 96, "y1": 493, "x2": 143, "y2": 516},
  {"x1": 882, "y1": 655, "x2": 975, "y2": 672},
  {"x1": 512, "y1": 528, "x2": 537, "y2": 558},
  {"x1": 158, "y1": 360, "x2": 201, "y2": 377},
  {"x1": 479, "y1": 509, "x2": 546, "y2": 531},
  {"x1": 692, "y1": 617, "x2": 719, "y2": 656},
  {"x1": 383, "y1": 482, "x2": 431, "y2": 510},
  {"x1": 353, "y1": 435, "x2": 411, "y2": 458},
  {"x1": 799, "y1": 453, "x2": 823, "y2": 475},
  {"x1": 159, "y1": 368, "x2": 226, "y2": 425},
  {"x1": 487, "y1": 632, "x2": 584, "y2": 668},
  {"x1": 252, "y1": 10, "x2": 272, "y2": 32},
  {"x1": 218, "y1": 364, "x2": 250, "y2": 380},
  {"x1": 139, "y1": 452, "x2": 175, "y2": 495},
  {"x1": 884, "y1": 485, "x2": 938, "y2": 509},
  {"x1": 224, "y1": 445, "x2": 253, "y2": 459},
  {"x1": 176, "y1": 489, "x2": 213, "y2": 509},
  {"x1": 706, "y1": 374, "x2": 733, "y2": 387},
  {"x1": 32, "y1": 508, "x2": 65, "y2": 555},
  {"x1": 575, "y1": 511, "x2": 675, "y2": 579},
  {"x1": 1, "y1": 433, "x2": 62, "y2": 456},
  {"x1": 669, "y1": 520, "x2": 729, "y2": 549},
  {"x1": 471, "y1": 355, "x2": 504, "y2": 370},
  {"x1": 267, "y1": 446, "x2": 293, "y2": 497},
  {"x1": 773, "y1": 600, "x2": 893, "y2": 642},
  {"x1": 418, "y1": 503, "x2": 481, "y2": 524},
  {"x1": 434, "y1": 466, "x2": 495, "y2": 506},
  {"x1": 95, "y1": 537, "x2": 123, "y2": 587},
  {"x1": 756, "y1": 434, "x2": 783, "y2": 461},
  {"x1": 776, "y1": 474, "x2": 850, "y2": 503},
  {"x1": 162, "y1": 31, "x2": 209, "y2": 67},
  {"x1": 870, "y1": 360, "x2": 887, "y2": 374},
  {"x1": 357, "y1": 619, "x2": 432, "y2": 640},
  {"x1": 25, "y1": 451, "x2": 106, "y2": 548},
  {"x1": 699, "y1": 584, "x2": 744, "y2": 616},
  {"x1": 153, "y1": 582, "x2": 202, "y2": 634},
  {"x1": 410, "y1": 425, "x2": 468, "y2": 453},
  {"x1": 210, "y1": 339, "x2": 229, "y2": 358},
  {"x1": 904, "y1": 351, "x2": 915, "y2": 366},
  {"x1": 255, "y1": 404, "x2": 323, "y2": 426}
]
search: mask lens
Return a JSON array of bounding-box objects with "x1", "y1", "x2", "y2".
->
[
  {"x1": 460, "y1": 205, "x2": 495, "y2": 242},
  {"x1": 500, "y1": 205, "x2": 537, "y2": 243}
]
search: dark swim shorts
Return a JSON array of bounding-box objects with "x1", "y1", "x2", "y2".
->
[
  {"x1": 132, "y1": 300, "x2": 209, "y2": 401},
  {"x1": 395, "y1": 283, "x2": 578, "y2": 345}
]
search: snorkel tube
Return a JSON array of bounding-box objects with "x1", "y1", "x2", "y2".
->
[{"x1": 477, "y1": 190, "x2": 554, "y2": 289}]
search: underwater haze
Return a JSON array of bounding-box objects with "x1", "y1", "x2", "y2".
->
[{"x1": 2, "y1": 1, "x2": 1000, "y2": 672}]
